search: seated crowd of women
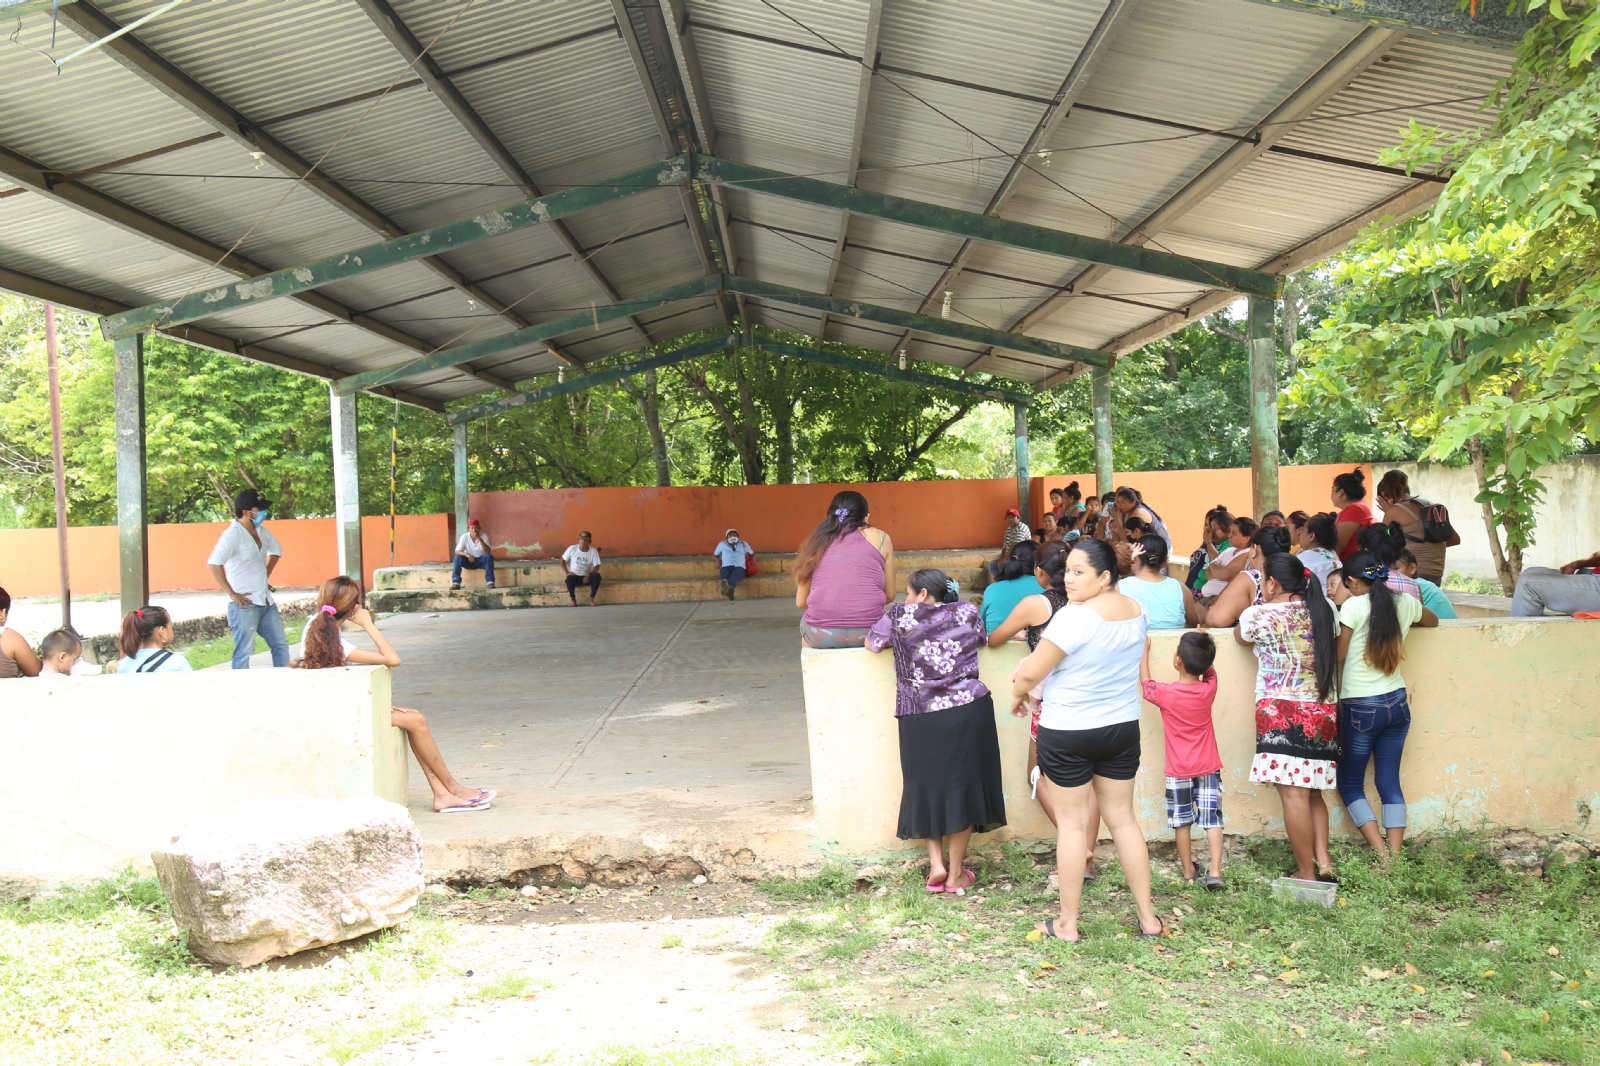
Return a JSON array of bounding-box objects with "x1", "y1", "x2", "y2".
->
[{"x1": 794, "y1": 467, "x2": 1449, "y2": 938}]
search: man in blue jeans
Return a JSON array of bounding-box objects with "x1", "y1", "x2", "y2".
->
[
  {"x1": 451, "y1": 518, "x2": 496, "y2": 590},
  {"x1": 207, "y1": 488, "x2": 291, "y2": 669}
]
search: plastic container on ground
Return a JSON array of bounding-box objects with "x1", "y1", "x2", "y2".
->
[{"x1": 1270, "y1": 876, "x2": 1337, "y2": 907}]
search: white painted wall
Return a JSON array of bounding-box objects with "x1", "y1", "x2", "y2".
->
[
  {"x1": 1372, "y1": 456, "x2": 1600, "y2": 580},
  {"x1": 2, "y1": 666, "x2": 407, "y2": 887}
]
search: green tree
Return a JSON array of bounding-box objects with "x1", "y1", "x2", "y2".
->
[{"x1": 1292, "y1": 0, "x2": 1600, "y2": 592}]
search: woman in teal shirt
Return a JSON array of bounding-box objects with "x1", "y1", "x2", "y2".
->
[
  {"x1": 980, "y1": 541, "x2": 1040, "y2": 635},
  {"x1": 1119, "y1": 536, "x2": 1195, "y2": 629}
]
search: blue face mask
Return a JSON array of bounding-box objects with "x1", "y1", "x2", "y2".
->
[{"x1": 252, "y1": 510, "x2": 268, "y2": 527}]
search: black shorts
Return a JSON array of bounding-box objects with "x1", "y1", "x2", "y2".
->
[{"x1": 1035, "y1": 719, "x2": 1141, "y2": 789}]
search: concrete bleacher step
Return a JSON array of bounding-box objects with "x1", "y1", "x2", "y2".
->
[{"x1": 369, "y1": 550, "x2": 990, "y2": 613}]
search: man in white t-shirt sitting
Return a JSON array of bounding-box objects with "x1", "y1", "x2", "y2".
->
[
  {"x1": 561, "y1": 531, "x2": 602, "y2": 606},
  {"x1": 451, "y1": 518, "x2": 496, "y2": 590}
]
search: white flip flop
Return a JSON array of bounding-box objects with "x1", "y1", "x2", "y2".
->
[{"x1": 439, "y1": 797, "x2": 490, "y2": 813}]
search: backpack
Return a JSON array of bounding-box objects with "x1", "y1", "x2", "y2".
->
[{"x1": 1399, "y1": 497, "x2": 1455, "y2": 544}]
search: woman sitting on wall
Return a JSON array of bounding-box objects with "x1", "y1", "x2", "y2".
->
[
  {"x1": 1331, "y1": 467, "x2": 1377, "y2": 560},
  {"x1": 796, "y1": 490, "x2": 895, "y2": 649},
  {"x1": 1202, "y1": 526, "x2": 1292, "y2": 628},
  {"x1": 1121, "y1": 536, "x2": 1198, "y2": 629},
  {"x1": 1012, "y1": 538, "x2": 1164, "y2": 942},
  {"x1": 116, "y1": 606, "x2": 193, "y2": 673},
  {"x1": 0, "y1": 586, "x2": 41, "y2": 678},
  {"x1": 296, "y1": 576, "x2": 494, "y2": 814},
  {"x1": 980, "y1": 541, "x2": 1040, "y2": 636},
  {"x1": 866, "y1": 568, "x2": 1006, "y2": 893}
]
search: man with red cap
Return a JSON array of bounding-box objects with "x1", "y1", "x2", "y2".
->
[
  {"x1": 451, "y1": 518, "x2": 496, "y2": 590},
  {"x1": 988, "y1": 507, "x2": 1032, "y2": 580}
]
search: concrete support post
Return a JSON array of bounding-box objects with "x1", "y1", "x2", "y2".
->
[
  {"x1": 453, "y1": 423, "x2": 469, "y2": 540},
  {"x1": 1013, "y1": 404, "x2": 1029, "y2": 519},
  {"x1": 1091, "y1": 366, "x2": 1114, "y2": 497},
  {"x1": 114, "y1": 332, "x2": 148, "y2": 617},
  {"x1": 1248, "y1": 295, "x2": 1281, "y2": 519},
  {"x1": 331, "y1": 388, "x2": 363, "y2": 583}
]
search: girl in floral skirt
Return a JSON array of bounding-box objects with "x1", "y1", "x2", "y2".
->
[{"x1": 1233, "y1": 552, "x2": 1341, "y2": 882}]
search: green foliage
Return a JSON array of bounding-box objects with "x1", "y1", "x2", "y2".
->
[{"x1": 1294, "y1": 0, "x2": 1600, "y2": 590}]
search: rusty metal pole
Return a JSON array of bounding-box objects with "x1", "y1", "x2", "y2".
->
[{"x1": 45, "y1": 304, "x2": 71, "y2": 632}]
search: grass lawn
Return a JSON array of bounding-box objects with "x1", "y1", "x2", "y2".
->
[
  {"x1": 756, "y1": 833, "x2": 1599, "y2": 1066},
  {"x1": 1443, "y1": 574, "x2": 1507, "y2": 597},
  {"x1": 176, "y1": 615, "x2": 309, "y2": 671}
]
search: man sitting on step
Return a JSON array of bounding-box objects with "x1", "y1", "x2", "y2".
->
[
  {"x1": 561, "y1": 531, "x2": 603, "y2": 606},
  {"x1": 451, "y1": 518, "x2": 496, "y2": 590},
  {"x1": 713, "y1": 528, "x2": 755, "y2": 600}
]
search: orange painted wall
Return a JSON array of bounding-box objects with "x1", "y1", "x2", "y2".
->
[
  {"x1": 0, "y1": 515, "x2": 450, "y2": 599},
  {"x1": 469, "y1": 463, "x2": 1368, "y2": 560}
]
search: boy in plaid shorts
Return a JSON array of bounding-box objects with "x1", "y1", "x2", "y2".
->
[{"x1": 1140, "y1": 631, "x2": 1225, "y2": 890}]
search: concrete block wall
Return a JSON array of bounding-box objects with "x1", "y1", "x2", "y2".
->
[
  {"x1": 2, "y1": 666, "x2": 407, "y2": 888},
  {"x1": 801, "y1": 616, "x2": 1600, "y2": 856}
]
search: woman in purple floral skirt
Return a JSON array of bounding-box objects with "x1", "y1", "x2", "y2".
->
[{"x1": 866, "y1": 568, "x2": 1007, "y2": 893}]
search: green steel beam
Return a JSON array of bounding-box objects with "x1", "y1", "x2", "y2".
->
[
  {"x1": 447, "y1": 334, "x2": 740, "y2": 425},
  {"x1": 747, "y1": 338, "x2": 1032, "y2": 407},
  {"x1": 101, "y1": 157, "x2": 687, "y2": 340},
  {"x1": 338, "y1": 274, "x2": 724, "y2": 395},
  {"x1": 723, "y1": 274, "x2": 1110, "y2": 369},
  {"x1": 693, "y1": 156, "x2": 1281, "y2": 299},
  {"x1": 1230, "y1": 0, "x2": 1535, "y2": 49}
]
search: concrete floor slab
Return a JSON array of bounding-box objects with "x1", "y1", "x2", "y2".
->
[{"x1": 343, "y1": 598, "x2": 820, "y2": 884}]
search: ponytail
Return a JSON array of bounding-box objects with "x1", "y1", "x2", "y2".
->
[
  {"x1": 998, "y1": 540, "x2": 1037, "y2": 581},
  {"x1": 1263, "y1": 553, "x2": 1336, "y2": 701},
  {"x1": 118, "y1": 606, "x2": 171, "y2": 658},
  {"x1": 1343, "y1": 551, "x2": 1403, "y2": 675},
  {"x1": 1038, "y1": 549, "x2": 1068, "y2": 591},
  {"x1": 295, "y1": 575, "x2": 364, "y2": 669}
]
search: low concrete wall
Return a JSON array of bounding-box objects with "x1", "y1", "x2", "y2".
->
[
  {"x1": 1373, "y1": 456, "x2": 1600, "y2": 580},
  {"x1": 801, "y1": 617, "x2": 1600, "y2": 855},
  {"x1": 0, "y1": 514, "x2": 450, "y2": 599},
  {"x1": 1, "y1": 666, "x2": 407, "y2": 888}
]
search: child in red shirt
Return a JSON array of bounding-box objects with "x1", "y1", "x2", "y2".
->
[{"x1": 1140, "y1": 631, "x2": 1224, "y2": 889}]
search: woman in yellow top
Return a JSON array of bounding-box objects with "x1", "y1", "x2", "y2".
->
[{"x1": 1328, "y1": 550, "x2": 1438, "y2": 861}]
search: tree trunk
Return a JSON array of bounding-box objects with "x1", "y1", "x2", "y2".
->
[
  {"x1": 1466, "y1": 434, "x2": 1516, "y2": 595},
  {"x1": 773, "y1": 361, "x2": 795, "y2": 484},
  {"x1": 884, "y1": 400, "x2": 978, "y2": 481},
  {"x1": 1280, "y1": 276, "x2": 1300, "y2": 377},
  {"x1": 732, "y1": 353, "x2": 766, "y2": 484},
  {"x1": 681, "y1": 361, "x2": 766, "y2": 485},
  {"x1": 621, "y1": 370, "x2": 671, "y2": 486}
]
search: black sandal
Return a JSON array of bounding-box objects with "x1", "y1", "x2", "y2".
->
[
  {"x1": 1039, "y1": 918, "x2": 1080, "y2": 942},
  {"x1": 1137, "y1": 917, "x2": 1167, "y2": 939}
]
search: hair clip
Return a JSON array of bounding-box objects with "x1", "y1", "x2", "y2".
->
[
  {"x1": 134, "y1": 609, "x2": 143, "y2": 619},
  {"x1": 321, "y1": 604, "x2": 338, "y2": 615},
  {"x1": 834, "y1": 508, "x2": 850, "y2": 521}
]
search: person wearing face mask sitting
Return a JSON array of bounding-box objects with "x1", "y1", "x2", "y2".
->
[
  {"x1": 714, "y1": 528, "x2": 756, "y2": 600},
  {"x1": 208, "y1": 487, "x2": 290, "y2": 670}
]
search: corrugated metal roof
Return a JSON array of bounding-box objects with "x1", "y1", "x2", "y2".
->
[{"x1": 0, "y1": 0, "x2": 1515, "y2": 403}]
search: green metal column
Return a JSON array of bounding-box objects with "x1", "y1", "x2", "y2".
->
[
  {"x1": 1013, "y1": 404, "x2": 1029, "y2": 520},
  {"x1": 331, "y1": 388, "x2": 363, "y2": 583},
  {"x1": 114, "y1": 332, "x2": 148, "y2": 616},
  {"x1": 1091, "y1": 366, "x2": 1114, "y2": 498},
  {"x1": 1248, "y1": 295, "x2": 1281, "y2": 519},
  {"x1": 453, "y1": 423, "x2": 469, "y2": 541}
]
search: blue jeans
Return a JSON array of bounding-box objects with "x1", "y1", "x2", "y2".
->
[
  {"x1": 227, "y1": 600, "x2": 290, "y2": 670},
  {"x1": 1337, "y1": 689, "x2": 1411, "y2": 829},
  {"x1": 451, "y1": 553, "x2": 495, "y2": 586},
  {"x1": 720, "y1": 564, "x2": 746, "y2": 591}
]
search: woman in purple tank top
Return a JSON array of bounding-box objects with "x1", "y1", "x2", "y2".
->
[{"x1": 796, "y1": 490, "x2": 896, "y2": 648}]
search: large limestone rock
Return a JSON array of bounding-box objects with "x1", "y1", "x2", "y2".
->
[{"x1": 153, "y1": 797, "x2": 424, "y2": 967}]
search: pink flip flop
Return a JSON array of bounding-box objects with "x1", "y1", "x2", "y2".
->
[
  {"x1": 945, "y1": 868, "x2": 976, "y2": 893},
  {"x1": 925, "y1": 873, "x2": 947, "y2": 893}
]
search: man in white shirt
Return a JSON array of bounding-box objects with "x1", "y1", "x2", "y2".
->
[
  {"x1": 451, "y1": 518, "x2": 496, "y2": 590},
  {"x1": 560, "y1": 531, "x2": 602, "y2": 607},
  {"x1": 207, "y1": 488, "x2": 290, "y2": 669}
]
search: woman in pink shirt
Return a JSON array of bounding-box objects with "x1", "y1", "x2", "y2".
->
[{"x1": 796, "y1": 491, "x2": 895, "y2": 648}]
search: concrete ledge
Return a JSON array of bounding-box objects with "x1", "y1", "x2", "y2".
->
[
  {"x1": 802, "y1": 616, "x2": 1600, "y2": 856},
  {"x1": 2, "y1": 666, "x2": 407, "y2": 888}
]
